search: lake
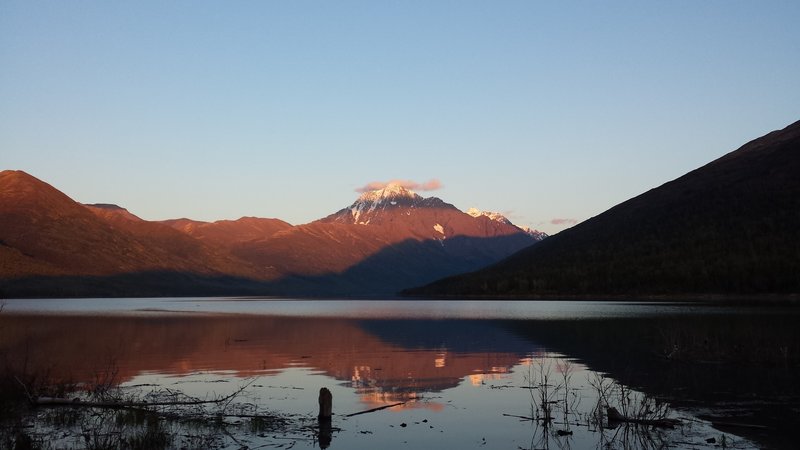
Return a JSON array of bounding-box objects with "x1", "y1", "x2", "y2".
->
[{"x1": 2, "y1": 298, "x2": 799, "y2": 449}]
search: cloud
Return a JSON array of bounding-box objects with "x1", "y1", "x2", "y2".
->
[
  {"x1": 550, "y1": 218, "x2": 578, "y2": 226},
  {"x1": 355, "y1": 178, "x2": 443, "y2": 193},
  {"x1": 418, "y1": 179, "x2": 442, "y2": 191}
]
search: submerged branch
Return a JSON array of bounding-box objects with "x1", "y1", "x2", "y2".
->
[
  {"x1": 345, "y1": 402, "x2": 406, "y2": 417},
  {"x1": 606, "y1": 407, "x2": 681, "y2": 428},
  {"x1": 502, "y1": 413, "x2": 535, "y2": 421}
]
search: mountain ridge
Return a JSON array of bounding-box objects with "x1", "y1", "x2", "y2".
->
[
  {"x1": 0, "y1": 173, "x2": 541, "y2": 297},
  {"x1": 406, "y1": 119, "x2": 800, "y2": 299}
]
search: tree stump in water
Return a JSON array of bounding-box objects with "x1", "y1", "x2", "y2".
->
[
  {"x1": 318, "y1": 387, "x2": 332, "y2": 421},
  {"x1": 318, "y1": 388, "x2": 333, "y2": 449}
]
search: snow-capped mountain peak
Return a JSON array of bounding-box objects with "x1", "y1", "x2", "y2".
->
[
  {"x1": 521, "y1": 226, "x2": 549, "y2": 241},
  {"x1": 318, "y1": 183, "x2": 455, "y2": 225},
  {"x1": 467, "y1": 207, "x2": 548, "y2": 241},
  {"x1": 356, "y1": 183, "x2": 420, "y2": 203},
  {"x1": 322, "y1": 183, "x2": 427, "y2": 225},
  {"x1": 466, "y1": 207, "x2": 512, "y2": 225}
]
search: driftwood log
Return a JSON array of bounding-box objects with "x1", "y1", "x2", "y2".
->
[{"x1": 606, "y1": 407, "x2": 681, "y2": 428}]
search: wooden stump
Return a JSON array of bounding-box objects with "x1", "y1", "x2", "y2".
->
[
  {"x1": 318, "y1": 387, "x2": 332, "y2": 420},
  {"x1": 318, "y1": 387, "x2": 333, "y2": 448}
]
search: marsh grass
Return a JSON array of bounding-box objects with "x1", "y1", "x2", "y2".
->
[
  {"x1": 589, "y1": 371, "x2": 672, "y2": 424},
  {"x1": 586, "y1": 371, "x2": 679, "y2": 449},
  {"x1": 521, "y1": 353, "x2": 585, "y2": 450},
  {"x1": 0, "y1": 361, "x2": 299, "y2": 450}
]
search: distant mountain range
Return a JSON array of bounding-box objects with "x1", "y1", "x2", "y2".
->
[
  {"x1": 0, "y1": 173, "x2": 544, "y2": 297},
  {"x1": 407, "y1": 120, "x2": 800, "y2": 299}
]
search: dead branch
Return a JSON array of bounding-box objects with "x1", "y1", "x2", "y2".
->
[
  {"x1": 502, "y1": 413, "x2": 535, "y2": 421},
  {"x1": 13, "y1": 376, "x2": 34, "y2": 402},
  {"x1": 345, "y1": 402, "x2": 405, "y2": 417},
  {"x1": 606, "y1": 407, "x2": 681, "y2": 428}
]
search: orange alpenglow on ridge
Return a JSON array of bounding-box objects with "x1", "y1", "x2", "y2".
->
[{"x1": 0, "y1": 170, "x2": 545, "y2": 297}]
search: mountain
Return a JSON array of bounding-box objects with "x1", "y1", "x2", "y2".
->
[
  {"x1": 466, "y1": 207, "x2": 513, "y2": 225},
  {"x1": 85, "y1": 203, "x2": 143, "y2": 222},
  {"x1": 0, "y1": 175, "x2": 540, "y2": 297},
  {"x1": 466, "y1": 208, "x2": 549, "y2": 240},
  {"x1": 407, "y1": 120, "x2": 800, "y2": 299},
  {"x1": 322, "y1": 184, "x2": 449, "y2": 225},
  {"x1": 0, "y1": 171, "x2": 275, "y2": 297},
  {"x1": 223, "y1": 183, "x2": 542, "y2": 295},
  {"x1": 406, "y1": 118, "x2": 800, "y2": 297},
  {"x1": 160, "y1": 216, "x2": 292, "y2": 248},
  {"x1": 520, "y1": 226, "x2": 549, "y2": 241}
]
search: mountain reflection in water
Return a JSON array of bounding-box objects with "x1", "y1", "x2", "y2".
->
[
  {"x1": 2, "y1": 305, "x2": 799, "y2": 449},
  {"x1": 0, "y1": 315, "x2": 533, "y2": 408}
]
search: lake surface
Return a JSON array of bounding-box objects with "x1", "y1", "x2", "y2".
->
[{"x1": 2, "y1": 298, "x2": 799, "y2": 449}]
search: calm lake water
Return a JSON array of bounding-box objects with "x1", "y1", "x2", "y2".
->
[{"x1": 2, "y1": 298, "x2": 799, "y2": 449}]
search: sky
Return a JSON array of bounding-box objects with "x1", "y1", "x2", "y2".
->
[{"x1": 1, "y1": 1, "x2": 798, "y2": 234}]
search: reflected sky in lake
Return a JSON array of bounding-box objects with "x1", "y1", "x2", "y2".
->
[
  {"x1": 1, "y1": 296, "x2": 784, "y2": 319},
  {"x1": 2, "y1": 299, "x2": 795, "y2": 448}
]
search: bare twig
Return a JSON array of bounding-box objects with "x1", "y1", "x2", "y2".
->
[
  {"x1": 502, "y1": 413, "x2": 535, "y2": 421},
  {"x1": 13, "y1": 375, "x2": 34, "y2": 403},
  {"x1": 345, "y1": 402, "x2": 406, "y2": 417}
]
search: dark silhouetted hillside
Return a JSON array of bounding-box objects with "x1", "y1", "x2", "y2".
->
[{"x1": 407, "y1": 120, "x2": 800, "y2": 299}]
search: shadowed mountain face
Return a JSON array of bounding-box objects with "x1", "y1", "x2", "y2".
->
[
  {"x1": 237, "y1": 185, "x2": 539, "y2": 295},
  {"x1": 0, "y1": 174, "x2": 540, "y2": 297},
  {"x1": 408, "y1": 120, "x2": 800, "y2": 298}
]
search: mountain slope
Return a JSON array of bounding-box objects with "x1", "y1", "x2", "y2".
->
[
  {"x1": 160, "y1": 216, "x2": 293, "y2": 248},
  {"x1": 230, "y1": 184, "x2": 540, "y2": 295},
  {"x1": 1, "y1": 174, "x2": 540, "y2": 297},
  {"x1": 0, "y1": 171, "x2": 176, "y2": 276},
  {"x1": 408, "y1": 120, "x2": 800, "y2": 298},
  {"x1": 0, "y1": 171, "x2": 274, "y2": 296}
]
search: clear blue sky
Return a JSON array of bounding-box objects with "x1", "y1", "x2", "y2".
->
[{"x1": 2, "y1": 1, "x2": 798, "y2": 234}]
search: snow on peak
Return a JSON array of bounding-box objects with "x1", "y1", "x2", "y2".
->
[
  {"x1": 466, "y1": 207, "x2": 511, "y2": 225},
  {"x1": 466, "y1": 207, "x2": 483, "y2": 218},
  {"x1": 344, "y1": 183, "x2": 424, "y2": 224},
  {"x1": 521, "y1": 226, "x2": 549, "y2": 241},
  {"x1": 357, "y1": 183, "x2": 418, "y2": 203}
]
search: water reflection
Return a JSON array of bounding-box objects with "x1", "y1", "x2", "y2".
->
[
  {"x1": 2, "y1": 309, "x2": 798, "y2": 449},
  {"x1": 0, "y1": 315, "x2": 530, "y2": 406}
]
